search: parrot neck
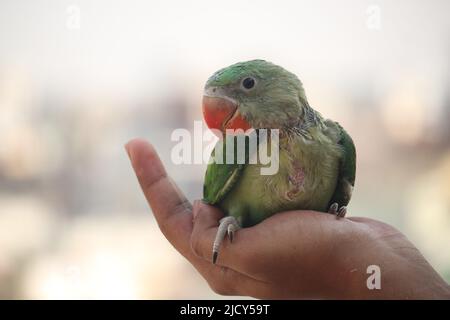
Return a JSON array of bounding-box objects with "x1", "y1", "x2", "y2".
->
[{"x1": 280, "y1": 99, "x2": 325, "y2": 142}]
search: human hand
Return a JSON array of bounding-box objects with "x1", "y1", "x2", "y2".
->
[{"x1": 125, "y1": 138, "x2": 450, "y2": 299}]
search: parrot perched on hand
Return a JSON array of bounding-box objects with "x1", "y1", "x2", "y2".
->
[{"x1": 202, "y1": 60, "x2": 356, "y2": 264}]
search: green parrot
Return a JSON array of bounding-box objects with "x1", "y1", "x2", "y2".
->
[{"x1": 202, "y1": 60, "x2": 356, "y2": 264}]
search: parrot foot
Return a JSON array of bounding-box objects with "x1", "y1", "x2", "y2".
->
[
  {"x1": 328, "y1": 203, "x2": 347, "y2": 218},
  {"x1": 212, "y1": 216, "x2": 240, "y2": 264}
]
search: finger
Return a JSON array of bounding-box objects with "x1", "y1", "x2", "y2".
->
[
  {"x1": 190, "y1": 201, "x2": 273, "y2": 296},
  {"x1": 190, "y1": 201, "x2": 261, "y2": 275},
  {"x1": 125, "y1": 139, "x2": 262, "y2": 295}
]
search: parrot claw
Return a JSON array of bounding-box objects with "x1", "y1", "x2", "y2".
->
[
  {"x1": 212, "y1": 216, "x2": 240, "y2": 264},
  {"x1": 328, "y1": 203, "x2": 347, "y2": 218},
  {"x1": 227, "y1": 224, "x2": 236, "y2": 243},
  {"x1": 337, "y1": 206, "x2": 347, "y2": 218},
  {"x1": 328, "y1": 203, "x2": 339, "y2": 215}
]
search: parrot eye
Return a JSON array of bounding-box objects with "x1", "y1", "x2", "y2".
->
[{"x1": 241, "y1": 77, "x2": 256, "y2": 90}]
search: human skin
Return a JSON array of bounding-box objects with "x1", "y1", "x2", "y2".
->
[{"x1": 125, "y1": 138, "x2": 450, "y2": 299}]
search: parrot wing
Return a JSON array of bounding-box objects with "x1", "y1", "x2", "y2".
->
[
  {"x1": 328, "y1": 123, "x2": 356, "y2": 208},
  {"x1": 203, "y1": 135, "x2": 252, "y2": 205}
]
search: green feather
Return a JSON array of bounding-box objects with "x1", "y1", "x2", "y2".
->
[
  {"x1": 202, "y1": 60, "x2": 357, "y2": 227},
  {"x1": 327, "y1": 123, "x2": 356, "y2": 208},
  {"x1": 203, "y1": 135, "x2": 254, "y2": 205}
]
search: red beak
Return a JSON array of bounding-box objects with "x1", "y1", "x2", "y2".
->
[{"x1": 202, "y1": 96, "x2": 251, "y2": 134}]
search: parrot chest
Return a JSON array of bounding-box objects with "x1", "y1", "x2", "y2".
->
[{"x1": 219, "y1": 133, "x2": 342, "y2": 227}]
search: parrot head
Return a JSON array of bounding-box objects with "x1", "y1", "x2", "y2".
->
[{"x1": 203, "y1": 60, "x2": 308, "y2": 133}]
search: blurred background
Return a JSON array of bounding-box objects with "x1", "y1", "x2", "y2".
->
[{"x1": 0, "y1": 0, "x2": 449, "y2": 299}]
